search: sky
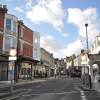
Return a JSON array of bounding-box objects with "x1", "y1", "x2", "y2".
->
[{"x1": 1, "y1": 0, "x2": 100, "y2": 58}]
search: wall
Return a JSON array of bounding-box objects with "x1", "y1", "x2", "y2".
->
[
  {"x1": 0, "y1": 33, "x2": 3, "y2": 50},
  {"x1": 18, "y1": 23, "x2": 33, "y2": 58}
]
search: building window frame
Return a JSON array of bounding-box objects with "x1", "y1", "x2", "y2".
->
[
  {"x1": 3, "y1": 34, "x2": 17, "y2": 51},
  {"x1": 6, "y1": 18, "x2": 12, "y2": 31},
  {"x1": 20, "y1": 26, "x2": 24, "y2": 38}
]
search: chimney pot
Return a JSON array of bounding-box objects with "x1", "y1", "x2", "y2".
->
[
  {"x1": 3, "y1": 5, "x2": 7, "y2": 9},
  {"x1": 0, "y1": 4, "x2": 2, "y2": 8}
]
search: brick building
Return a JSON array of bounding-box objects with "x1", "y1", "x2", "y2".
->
[{"x1": 0, "y1": 5, "x2": 40, "y2": 81}]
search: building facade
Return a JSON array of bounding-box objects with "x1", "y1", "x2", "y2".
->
[
  {"x1": 90, "y1": 35, "x2": 100, "y2": 54},
  {"x1": 38, "y1": 48, "x2": 55, "y2": 77},
  {"x1": 0, "y1": 5, "x2": 18, "y2": 81},
  {"x1": 16, "y1": 20, "x2": 33, "y2": 81},
  {"x1": 0, "y1": 5, "x2": 40, "y2": 81}
]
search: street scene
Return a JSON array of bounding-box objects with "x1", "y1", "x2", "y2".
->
[
  {"x1": 0, "y1": 77, "x2": 100, "y2": 100},
  {"x1": 0, "y1": 0, "x2": 100, "y2": 100}
]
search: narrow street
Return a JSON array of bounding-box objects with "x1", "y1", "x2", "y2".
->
[{"x1": 1, "y1": 77, "x2": 100, "y2": 100}]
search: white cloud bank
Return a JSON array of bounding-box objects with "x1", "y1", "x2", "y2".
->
[
  {"x1": 15, "y1": 0, "x2": 100, "y2": 58},
  {"x1": 67, "y1": 7, "x2": 100, "y2": 42},
  {"x1": 40, "y1": 35, "x2": 64, "y2": 58},
  {"x1": 62, "y1": 39, "x2": 83, "y2": 56},
  {"x1": 26, "y1": 0, "x2": 65, "y2": 31},
  {"x1": 40, "y1": 7, "x2": 100, "y2": 58},
  {"x1": 40, "y1": 35, "x2": 83, "y2": 58},
  {"x1": 64, "y1": 7, "x2": 100, "y2": 57}
]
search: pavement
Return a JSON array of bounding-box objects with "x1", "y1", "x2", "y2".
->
[
  {"x1": 93, "y1": 81, "x2": 100, "y2": 92},
  {"x1": 79, "y1": 79, "x2": 100, "y2": 92},
  {"x1": 0, "y1": 76, "x2": 61, "y2": 89}
]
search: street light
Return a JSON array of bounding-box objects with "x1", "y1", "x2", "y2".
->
[{"x1": 85, "y1": 23, "x2": 88, "y2": 50}]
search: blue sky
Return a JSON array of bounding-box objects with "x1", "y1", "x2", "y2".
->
[{"x1": 1, "y1": 0, "x2": 100, "y2": 58}]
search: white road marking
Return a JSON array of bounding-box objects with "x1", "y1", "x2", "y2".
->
[
  {"x1": 81, "y1": 96, "x2": 86, "y2": 100},
  {"x1": 1, "y1": 90, "x2": 79, "y2": 99},
  {"x1": 22, "y1": 91, "x2": 79, "y2": 97},
  {"x1": 1, "y1": 95, "x2": 20, "y2": 100},
  {"x1": 80, "y1": 90, "x2": 87, "y2": 100},
  {"x1": 0, "y1": 89, "x2": 32, "y2": 100}
]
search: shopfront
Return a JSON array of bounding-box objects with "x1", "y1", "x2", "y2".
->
[
  {"x1": 0, "y1": 55, "x2": 8, "y2": 81},
  {"x1": 19, "y1": 62, "x2": 32, "y2": 80}
]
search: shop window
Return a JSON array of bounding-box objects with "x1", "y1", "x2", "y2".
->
[{"x1": 27, "y1": 68, "x2": 31, "y2": 75}]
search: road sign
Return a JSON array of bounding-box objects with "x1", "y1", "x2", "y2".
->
[{"x1": 9, "y1": 56, "x2": 17, "y2": 61}]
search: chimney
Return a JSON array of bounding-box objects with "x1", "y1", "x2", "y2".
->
[
  {"x1": 18, "y1": 20, "x2": 24, "y2": 25},
  {"x1": 0, "y1": 4, "x2": 8, "y2": 14}
]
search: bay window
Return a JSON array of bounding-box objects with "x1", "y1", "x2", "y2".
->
[
  {"x1": 4, "y1": 34, "x2": 17, "y2": 51},
  {"x1": 6, "y1": 19, "x2": 11, "y2": 31}
]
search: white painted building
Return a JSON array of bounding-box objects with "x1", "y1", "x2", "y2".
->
[
  {"x1": 73, "y1": 55, "x2": 81, "y2": 67},
  {"x1": 90, "y1": 35, "x2": 100, "y2": 54}
]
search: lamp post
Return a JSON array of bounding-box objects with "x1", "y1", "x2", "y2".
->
[
  {"x1": 85, "y1": 23, "x2": 88, "y2": 50},
  {"x1": 9, "y1": 47, "x2": 17, "y2": 94},
  {"x1": 82, "y1": 24, "x2": 92, "y2": 89}
]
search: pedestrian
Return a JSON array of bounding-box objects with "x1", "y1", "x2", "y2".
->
[
  {"x1": 45, "y1": 73, "x2": 47, "y2": 79},
  {"x1": 98, "y1": 72, "x2": 100, "y2": 82},
  {"x1": 54, "y1": 69, "x2": 57, "y2": 79},
  {"x1": 54, "y1": 73, "x2": 56, "y2": 78}
]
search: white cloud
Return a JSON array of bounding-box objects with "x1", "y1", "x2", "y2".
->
[
  {"x1": 5, "y1": 0, "x2": 13, "y2": 2},
  {"x1": 67, "y1": 7, "x2": 100, "y2": 43},
  {"x1": 40, "y1": 35, "x2": 83, "y2": 58},
  {"x1": 41, "y1": 35, "x2": 61, "y2": 52},
  {"x1": 40, "y1": 35, "x2": 64, "y2": 58},
  {"x1": 26, "y1": 0, "x2": 33, "y2": 9},
  {"x1": 62, "y1": 39, "x2": 83, "y2": 56},
  {"x1": 15, "y1": 7, "x2": 24, "y2": 13},
  {"x1": 62, "y1": 32, "x2": 68, "y2": 37},
  {"x1": 26, "y1": 0, "x2": 64, "y2": 31}
]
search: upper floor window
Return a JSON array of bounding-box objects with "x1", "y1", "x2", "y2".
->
[
  {"x1": 6, "y1": 19, "x2": 11, "y2": 31},
  {"x1": 20, "y1": 26, "x2": 23, "y2": 37},
  {"x1": 12, "y1": 37, "x2": 17, "y2": 48},
  {"x1": 98, "y1": 41, "x2": 100, "y2": 46},
  {"x1": 4, "y1": 34, "x2": 17, "y2": 51},
  {"x1": 13, "y1": 21, "x2": 17, "y2": 33},
  {"x1": 4, "y1": 35, "x2": 11, "y2": 50}
]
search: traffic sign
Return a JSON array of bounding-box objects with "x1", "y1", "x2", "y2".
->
[{"x1": 9, "y1": 56, "x2": 17, "y2": 61}]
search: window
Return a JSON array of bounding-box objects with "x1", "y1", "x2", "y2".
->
[
  {"x1": 12, "y1": 37, "x2": 17, "y2": 48},
  {"x1": 4, "y1": 34, "x2": 17, "y2": 51},
  {"x1": 98, "y1": 41, "x2": 100, "y2": 46},
  {"x1": 4, "y1": 35, "x2": 11, "y2": 50},
  {"x1": 20, "y1": 26, "x2": 23, "y2": 37},
  {"x1": 13, "y1": 21, "x2": 17, "y2": 33},
  {"x1": 6, "y1": 19, "x2": 11, "y2": 30},
  {"x1": 20, "y1": 42, "x2": 23, "y2": 51}
]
